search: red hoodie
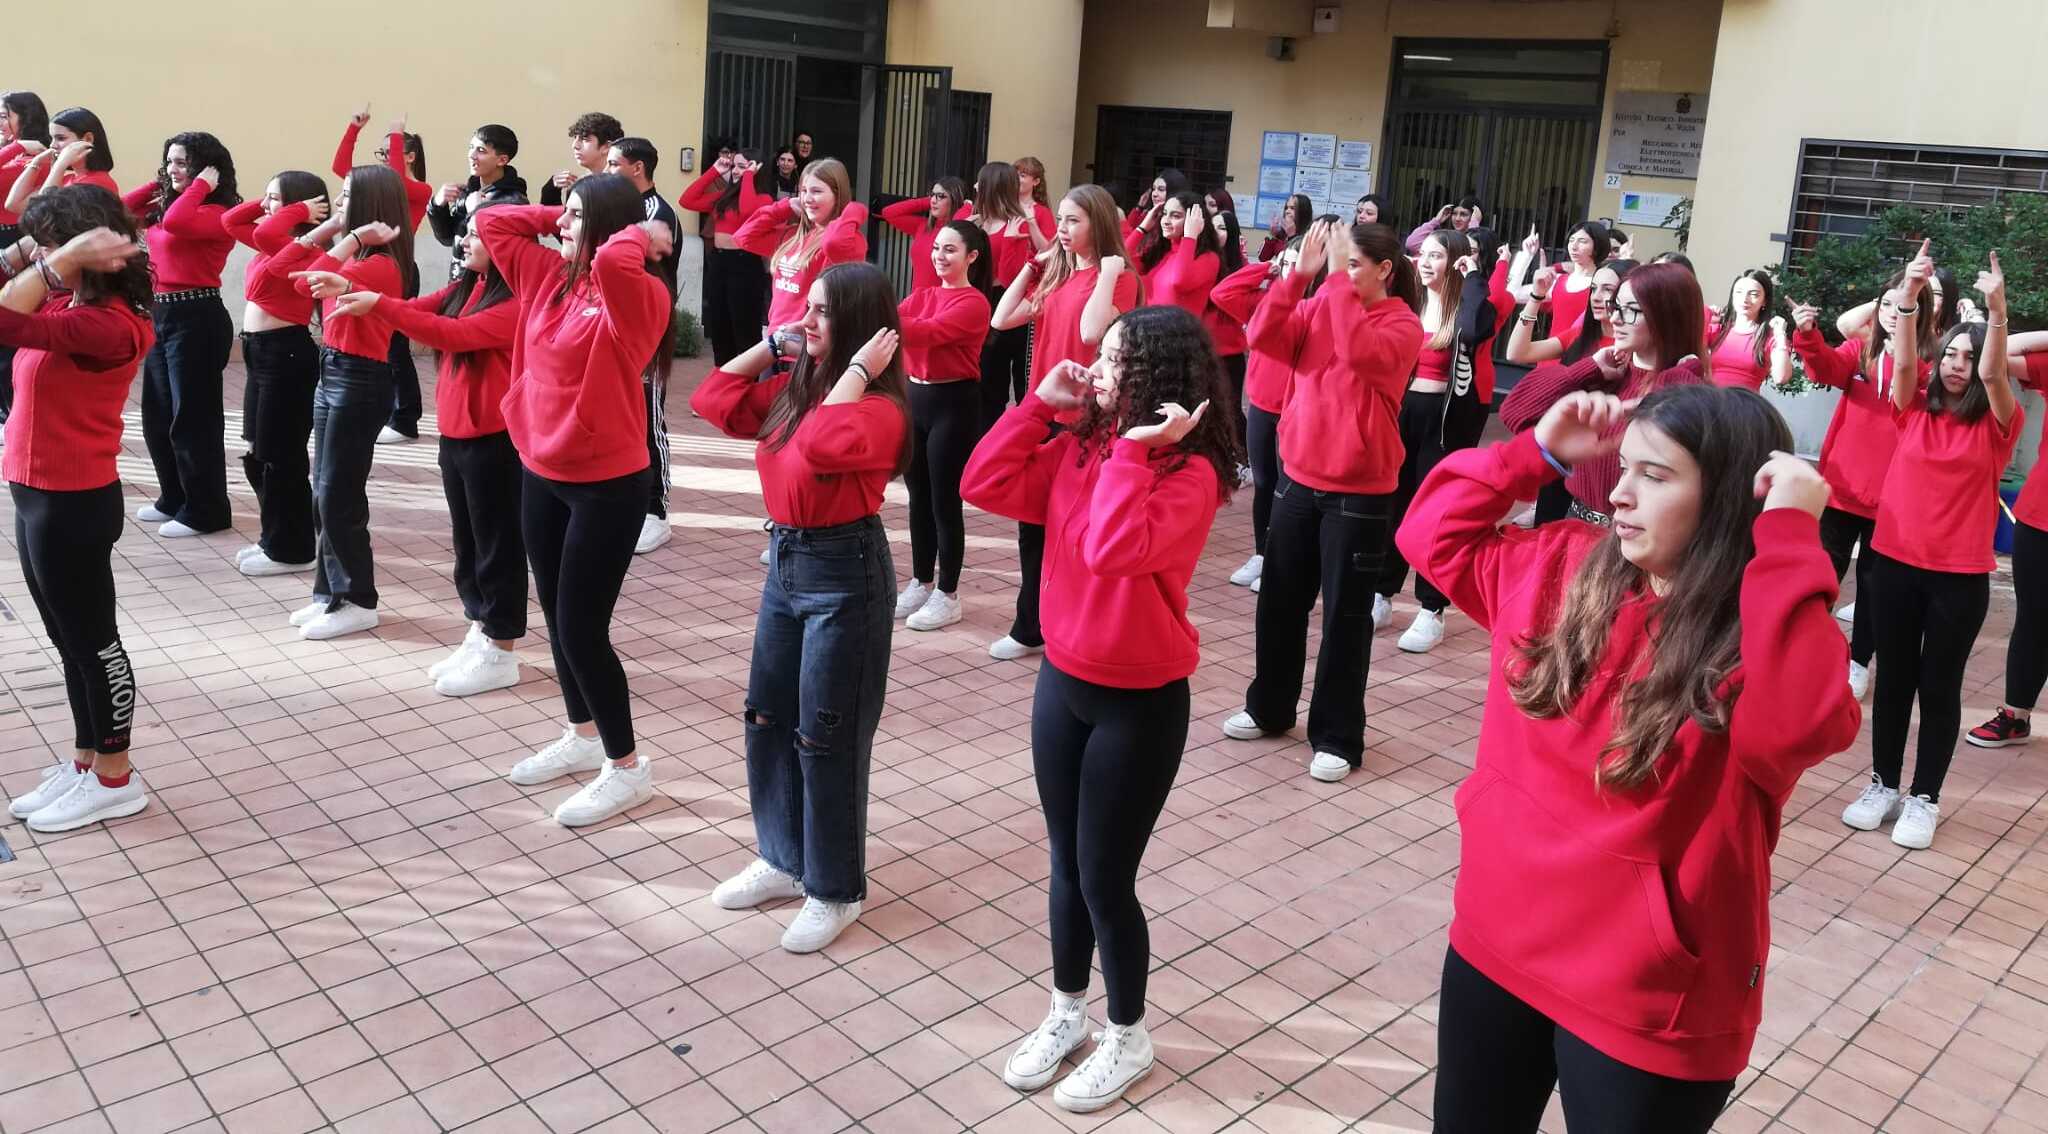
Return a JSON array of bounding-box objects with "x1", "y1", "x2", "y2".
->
[
  {"x1": 961, "y1": 394, "x2": 1222, "y2": 688},
  {"x1": 1214, "y1": 261, "x2": 1302, "y2": 414},
  {"x1": 690, "y1": 370, "x2": 907, "y2": 527},
  {"x1": 734, "y1": 198, "x2": 870, "y2": 330},
  {"x1": 898, "y1": 285, "x2": 991, "y2": 382},
  {"x1": 223, "y1": 200, "x2": 317, "y2": 325},
  {"x1": 1792, "y1": 329, "x2": 1928, "y2": 520},
  {"x1": 1263, "y1": 272, "x2": 1423, "y2": 493},
  {"x1": 377, "y1": 281, "x2": 518, "y2": 439},
  {"x1": 267, "y1": 241, "x2": 402, "y2": 361},
  {"x1": 0, "y1": 298, "x2": 153, "y2": 491},
  {"x1": 122, "y1": 179, "x2": 233, "y2": 291},
  {"x1": 1139, "y1": 238, "x2": 1219, "y2": 318},
  {"x1": 332, "y1": 123, "x2": 431, "y2": 231},
  {"x1": 680, "y1": 168, "x2": 772, "y2": 239},
  {"x1": 479, "y1": 205, "x2": 670, "y2": 482},
  {"x1": 1395, "y1": 432, "x2": 1861, "y2": 1081}
]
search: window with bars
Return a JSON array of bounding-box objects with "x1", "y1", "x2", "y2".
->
[
  {"x1": 1091, "y1": 106, "x2": 1233, "y2": 209},
  {"x1": 1784, "y1": 139, "x2": 2048, "y2": 263}
]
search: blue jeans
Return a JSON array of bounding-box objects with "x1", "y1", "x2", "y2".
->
[{"x1": 745, "y1": 515, "x2": 894, "y2": 903}]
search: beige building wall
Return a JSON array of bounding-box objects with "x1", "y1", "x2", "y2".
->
[
  {"x1": 887, "y1": 0, "x2": 1088, "y2": 192},
  {"x1": 1072, "y1": 0, "x2": 1721, "y2": 261}
]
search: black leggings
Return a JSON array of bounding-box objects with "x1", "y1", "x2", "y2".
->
[
  {"x1": 2005, "y1": 520, "x2": 2048, "y2": 710},
  {"x1": 907, "y1": 380, "x2": 979, "y2": 592},
  {"x1": 1221, "y1": 353, "x2": 1248, "y2": 456},
  {"x1": 1010, "y1": 523, "x2": 1045, "y2": 647},
  {"x1": 440, "y1": 432, "x2": 528, "y2": 641},
  {"x1": 1378, "y1": 388, "x2": 1451, "y2": 612},
  {"x1": 1868, "y1": 550, "x2": 1989, "y2": 802},
  {"x1": 1031, "y1": 661, "x2": 1188, "y2": 1026},
  {"x1": 1246, "y1": 405, "x2": 1280, "y2": 555},
  {"x1": 12, "y1": 481, "x2": 134, "y2": 754},
  {"x1": 523, "y1": 467, "x2": 645, "y2": 758},
  {"x1": 703, "y1": 246, "x2": 770, "y2": 367},
  {"x1": 1434, "y1": 947, "x2": 1733, "y2": 1133},
  {"x1": 1818, "y1": 507, "x2": 1877, "y2": 666},
  {"x1": 979, "y1": 322, "x2": 1028, "y2": 430},
  {"x1": 240, "y1": 326, "x2": 319, "y2": 565}
]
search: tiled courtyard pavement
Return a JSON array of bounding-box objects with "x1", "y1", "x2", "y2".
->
[{"x1": 1, "y1": 356, "x2": 2045, "y2": 1134}]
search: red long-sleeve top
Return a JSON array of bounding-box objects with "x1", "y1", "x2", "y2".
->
[
  {"x1": 1791, "y1": 329, "x2": 1929, "y2": 520},
  {"x1": 679, "y1": 169, "x2": 772, "y2": 239},
  {"x1": 2015, "y1": 353, "x2": 2048, "y2": 530},
  {"x1": 223, "y1": 200, "x2": 317, "y2": 325},
  {"x1": 122, "y1": 179, "x2": 233, "y2": 291},
  {"x1": 690, "y1": 369, "x2": 907, "y2": 527},
  {"x1": 961, "y1": 204, "x2": 1041, "y2": 287},
  {"x1": 0, "y1": 297, "x2": 153, "y2": 490},
  {"x1": 1204, "y1": 292, "x2": 1248, "y2": 358},
  {"x1": 1260, "y1": 271, "x2": 1424, "y2": 494},
  {"x1": 1138, "y1": 238, "x2": 1219, "y2": 318},
  {"x1": 734, "y1": 198, "x2": 870, "y2": 330},
  {"x1": 1394, "y1": 431, "x2": 1860, "y2": 1081},
  {"x1": 1543, "y1": 273, "x2": 1597, "y2": 346},
  {"x1": 880, "y1": 197, "x2": 951, "y2": 293},
  {"x1": 1215, "y1": 261, "x2": 1303, "y2": 415},
  {"x1": 0, "y1": 144, "x2": 34, "y2": 225},
  {"x1": 898, "y1": 285, "x2": 991, "y2": 382},
  {"x1": 332, "y1": 123, "x2": 430, "y2": 231},
  {"x1": 376, "y1": 281, "x2": 518, "y2": 439},
  {"x1": 961, "y1": 394, "x2": 1222, "y2": 688},
  {"x1": 266, "y1": 241, "x2": 402, "y2": 360},
  {"x1": 1030, "y1": 264, "x2": 1140, "y2": 385},
  {"x1": 1499, "y1": 354, "x2": 1708, "y2": 513},
  {"x1": 480, "y1": 205, "x2": 668, "y2": 482}
]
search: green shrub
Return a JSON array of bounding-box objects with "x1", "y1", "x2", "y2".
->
[
  {"x1": 671, "y1": 306, "x2": 705, "y2": 358},
  {"x1": 1777, "y1": 196, "x2": 2048, "y2": 336}
]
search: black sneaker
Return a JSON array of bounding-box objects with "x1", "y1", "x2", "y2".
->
[{"x1": 1966, "y1": 708, "x2": 2031, "y2": 749}]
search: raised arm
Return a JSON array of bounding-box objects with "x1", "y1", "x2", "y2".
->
[
  {"x1": 991, "y1": 259, "x2": 1043, "y2": 332},
  {"x1": 1498, "y1": 354, "x2": 1607, "y2": 433},
  {"x1": 878, "y1": 196, "x2": 929, "y2": 238},
  {"x1": 688, "y1": 340, "x2": 788, "y2": 439},
  {"x1": 475, "y1": 204, "x2": 566, "y2": 295},
  {"x1": 680, "y1": 169, "x2": 730, "y2": 214},
  {"x1": 590, "y1": 224, "x2": 672, "y2": 358},
  {"x1": 1210, "y1": 260, "x2": 1273, "y2": 328},
  {"x1": 1977, "y1": 252, "x2": 2016, "y2": 428},
  {"x1": 376, "y1": 287, "x2": 520, "y2": 354},
  {"x1": 1080, "y1": 256, "x2": 1132, "y2": 348},
  {"x1": 732, "y1": 196, "x2": 796, "y2": 258},
  {"x1": 331, "y1": 117, "x2": 364, "y2": 180},
  {"x1": 1835, "y1": 297, "x2": 1877, "y2": 341},
  {"x1": 1889, "y1": 240, "x2": 1933, "y2": 413},
  {"x1": 1504, "y1": 294, "x2": 1562, "y2": 365},
  {"x1": 1244, "y1": 266, "x2": 1313, "y2": 357},
  {"x1": 819, "y1": 202, "x2": 871, "y2": 263},
  {"x1": 221, "y1": 199, "x2": 266, "y2": 251},
  {"x1": 960, "y1": 389, "x2": 1068, "y2": 524},
  {"x1": 161, "y1": 176, "x2": 227, "y2": 239},
  {"x1": 1393, "y1": 429, "x2": 1562, "y2": 630}
]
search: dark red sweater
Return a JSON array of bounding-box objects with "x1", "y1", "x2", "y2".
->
[
  {"x1": 378, "y1": 282, "x2": 517, "y2": 439},
  {"x1": 961, "y1": 394, "x2": 1222, "y2": 688},
  {"x1": 690, "y1": 369, "x2": 908, "y2": 527},
  {"x1": 0, "y1": 298, "x2": 152, "y2": 490},
  {"x1": 223, "y1": 200, "x2": 316, "y2": 325},
  {"x1": 898, "y1": 285, "x2": 991, "y2": 382},
  {"x1": 122, "y1": 179, "x2": 233, "y2": 291},
  {"x1": 1499, "y1": 355, "x2": 1709, "y2": 513},
  {"x1": 680, "y1": 169, "x2": 772, "y2": 238},
  {"x1": 1395, "y1": 431, "x2": 1861, "y2": 1081},
  {"x1": 268, "y1": 241, "x2": 402, "y2": 361},
  {"x1": 332, "y1": 123, "x2": 431, "y2": 231},
  {"x1": 734, "y1": 198, "x2": 870, "y2": 330},
  {"x1": 1262, "y1": 272, "x2": 1423, "y2": 493}
]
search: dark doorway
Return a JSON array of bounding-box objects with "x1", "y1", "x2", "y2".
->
[
  {"x1": 704, "y1": 0, "x2": 890, "y2": 180},
  {"x1": 1091, "y1": 106, "x2": 1233, "y2": 212}
]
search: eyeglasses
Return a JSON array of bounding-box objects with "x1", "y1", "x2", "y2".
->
[
  {"x1": 373, "y1": 148, "x2": 389, "y2": 160},
  {"x1": 1611, "y1": 303, "x2": 1647, "y2": 326}
]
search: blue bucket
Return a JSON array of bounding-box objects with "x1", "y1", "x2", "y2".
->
[{"x1": 1996, "y1": 486, "x2": 2021, "y2": 555}]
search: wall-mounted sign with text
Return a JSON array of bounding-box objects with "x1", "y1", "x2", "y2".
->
[{"x1": 1605, "y1": 91, "x2": 1708, "y2": 180}]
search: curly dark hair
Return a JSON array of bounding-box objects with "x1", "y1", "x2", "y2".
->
[
  {"x1": 20, "y1": 184, "x2": 153, "y2": 313},
  {"x1": 1069, "y1": 304, "x2": 1242, "y2": 500},
  {"x1": 147, "y1": 131, "x2": 239, "y2": 224},
  {"x1": 567, "y1": 112, "x2": 623, "y2": 145}
]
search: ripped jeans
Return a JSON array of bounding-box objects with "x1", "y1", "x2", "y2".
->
[{"x1": 744, "y1": 515, "x2": 895, "y2": 903}]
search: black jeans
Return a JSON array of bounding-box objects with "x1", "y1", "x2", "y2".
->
[
  {"x1": 1245, "y1": 474, "x2": 1392, "y2": 764},
  {"x1": 523, "y1": 467, "x2": 644, "y2": 758},
  {"x1": 1433, "y1": 947, "x2": 1733, "y2": 1134},
  {"x1": 704, "y1": 246, "x2": 770, "y2": 367},
  {"x1": 1010, "y1": 522, "x2": 1046, "y2": 647},
  {"x1": 440, "y1": 432, "x2": 528, "y2": 640},
  {"x1": 387, "y1": 332, "x2": 422, "y2": 437},
  {"x1": 1378, "y1": 388, "x2": 1452, "y2": 613},
  {"x1": 311, "y1": 350, "x2": 394, "y2": 610},
  {"x1": 907, "y1": 380, "x2": 979, "y2": 592},
  {"x1": 11, "y1": 481, "x2": 134, "y2": 754},
  {"x1": 979, "y1": 322, "x2": 1028, "y2": 431},
  {"x1": 1534, "y1": 481, "x2": 1574, "y2": 526},
  {"x1": 1033, "y1": 661, "x2": 1187, "y2": 1026},
  {"x1": 1246, "y1": 404, "x2": 1280, "y2": 555},
  {"x1": 1221, "y1": 353, "x2": 1248, "y2": 458},
  {"x1": 746, "y1": 516, "x2": 895, "y2": 903},
  {"x1": 1818, "y1": 506, "x2": 1877, "y2": 666},
  {"x1": 141, "y1": 296, "x2": 235, "y2": 531},
  {"x1": 239, "y1": 326, "x2": 319, "y2": 564},
  {"x1": 2007, "y1": 521, "x2": 2048, "y2": 710},
  {"x1": 1868, "y1": 550, "x2": 1989, "y2": 802}
]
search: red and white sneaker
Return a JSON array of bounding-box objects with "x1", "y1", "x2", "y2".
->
[{"x1": 1966, "y1": 708, "x2": 2031, "y2": 749}]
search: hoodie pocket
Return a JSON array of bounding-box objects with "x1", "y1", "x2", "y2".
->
[
  {"x1": 1453, "y1": 771, "x2": 1701, "y2": 1034},
  {"x1": 505, "y1": 375, "x2": 597, "y2": 460}
]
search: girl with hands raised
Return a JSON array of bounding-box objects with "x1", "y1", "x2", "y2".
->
[
  {"x1": 681, "y1": 147, "x2": 777, "y2": 364},
  {"x1": 3, "y1": 108, "x2": 118, "y2": 216}
]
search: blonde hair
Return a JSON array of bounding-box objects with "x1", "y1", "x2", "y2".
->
[
  {"x1": 1421, "y1": 229, "x2": 1470, "y2": 353},
  {"x1": 1039, "y1": 184, "x2": 1128, "y2": 298},
  {"x1": 775, "y1": 158, "x2": 853, "y2": 272}
]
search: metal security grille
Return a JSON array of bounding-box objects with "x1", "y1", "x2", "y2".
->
[
  {"x1": 867, "y1": 66, "x2": 954, "y2": 294},
  {"x1": 947, "y1": 90, "x2": 993, "y2": 185},
  {"x1": 1785, "y1": 139, "x2": 2048, "y2": 262},
  {"x1": 705, "y1": 50, "x2": 797, "y2": 155},
  {"x1": 1091, "y1": 107, "x2": 1233, "y2": 210}
]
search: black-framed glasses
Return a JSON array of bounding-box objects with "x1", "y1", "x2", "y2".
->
[{"x1": 1611, "y1": 303, "x2": 1647, "y2": 326}]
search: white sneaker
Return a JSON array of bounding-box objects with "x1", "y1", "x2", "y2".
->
[
  {"x1": 236, "y1": 542, "x2": 265, "y2": 562},
  {"x1": 376, "y1": 426, "x2": 413, "y2": 445},
  {"x1": 1890, "y1": 794, "x2": 1940, "y2": 850},
  {"x1": 1848, "y1": 660, "x2": 1870, "y2": 701},
  {"x1": 1221, "y1": 711, "x2": 1274, "y2": 740},
  {"x1": 711, "y1": 857, "x2": 806, "y2": 910},
  {"x1": 894, "y1": 580, "x2": 934, "y2": 620},
  {"x1": 429, "y1": 624, "x2": 485, "y2": 680},
  {"x1": 26, "y1": 774, "x2": 148, "y2": 833},
  {"x1": 1004, "y1": 992, "x2": 1093, "y2": 1091},
  {"x1": 906, "y1": 591, "x2": 963, "y2": 631},
  {"x1": 1053, "y1": 1020, "x2": 1154, "y2": 1113},
  {"x1": 239, "y1": 551, "x2": 315, "y2": 577},
  {"x1": 553, "y1": 756, "x2": 654, "y2": 827},
  {"x1": 136, "y1": 504, "x2": 171, "y2": 523},
  {"x1": 9, "y1": 762, "x2": 85, "y2": 819},
  {"x1": 1236, "y1": 463, "x2": 1254, "y2": 489},
  {"x1": 1250, "y1": 576, "x2": 1261, "y2": 593},
  {"x1": 288, "y1": 600, "x2": 329, "y2": 628},
  {"x1": 1371, "y1": 594, "x2": 1392, "y2": 631},
  {"x1": 1398, "y1": 609, "x2": 1445, "y2": 653},
  {"x1": 1229, "y1": 554, "x2": 1264, "y2": 587},
  {"x1": 760, "y1": 545, "x2": 771, "y2": 566},
  {"x1": 1841, "y1": 776, "x2": 1901, "y2": 831},
  {"x1": 781, "y1": 896, "x2": 861, "y2": 953},
  {"x1": 507, "y1": 726, "x2": 607, "y2": 786},
  {"x1": 1835, "y1": 601, "x2": 1855, "y2": 624},
  {"x1": 1309, "y1": 752, "x2": 1353, "y2": 783},
  {"x1": 634, "y1": 514, "x2": 672, "y2": 555},
  {"x1": 435, "y1": 642, "x2": 520, "y2": 697},
  {"x1": 158, "y1": 520, "x2": 205, "y2": 538},
  {"x1": 1508, "y1": 504, "x2": 1537, "y2": 529},
  {"x1": 300, "y1": 602, "x2": 380, "y2": 641},
  {"x1": 990, "y1": 636, "x2": 1044, "y2": 661}
]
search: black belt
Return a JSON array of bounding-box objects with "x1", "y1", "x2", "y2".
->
[
  {"x1": 155, "y1": 287, "x2": 221, "y2": 304},
  {"x1": 1568, "y1": 500, "x2": 1613, "y2": 527}
]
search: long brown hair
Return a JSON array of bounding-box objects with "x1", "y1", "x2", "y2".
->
[
  {"x1": 1013, "y1": 156, "x2": 1049, "y2": 207},
  {"x1": 1710, "y1": 269, "x2": 1779, "y2": 370},
  {"x1": 552, "y1": 173, "x2": 642, "y2": 307},
  {"x1": 341, "y1": 165, "x2": 417, "y2": 297},
  {"x1": 759, "y1": 262, "x2": 911, "y2": 476},
  {"x1": 1862, "y1": 267, "x2": 1938, "y2": 376},
  {"x1": 972, "y1": 160, "x2": 1027, "y2": 226},
  {"x1": 774, "y1": 158, "x2": 853, "y2": 272},
  {"x1": 1508, "y1": 385, "x2": 1792, "y2": 790},
  {"x1": 1039, "y1": 184, "x2": 1128, "y2": 299},
  {"x1": 1420, "y1": 229, "x2": 1471, "y2": 352},
  {"x1": 1348, "y1": 223, "x2": 1423, "y2": 313}
]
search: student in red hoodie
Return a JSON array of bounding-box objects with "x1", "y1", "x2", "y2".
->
[
  {"x1": 1221, "y1": 221, "x2": 1423, "y2": 783},
  {"x1": 477, "y1": 177, "x2": 672, "y2": 829},
  {"x1": 2, "y1": 107, "x2": 119, "y2": 216},
  {"x1": 332, "y1": 205, "x2": 527, "y2": 698},
  {"x1": 989, "y1": 184, "x2": 1139, "y2": 662},
  {"x1": 1838, "y1": 246, "x2": 2018, "y2": 851},
  {"x1": 274, "y1": 166, "x2": 415, "y2": 642},
  {"x1": 1134, "y1": 193, "x2": 1222, "y2": 320},
  {"x1": 1707, "y1": 270, "x2": 1791, "y2": 391},
  {"x1": 332, "y1": 106, "x2": 432, "y2": 444},
  {"x1": 0, "y1": 189, "x2": 156, "y2": 834},
  {"x1": 680, "y1": 149, "x2": 777, "y2": 365},
  {"x1": 691, "y1": 262, "x2": 909, "y2": 955},
  {"x1": 876, "y1": 175, "x2": 967, "y2": 295},
  {"x1": 894, "y1": 220, "x2": 994, "y2": 632},
  {"x1": 735, "y1": 157, "x2": 869, "y2": 339},
  {"x1": 1397, "y1": 384, "x2": 1859, "y2": 1131},
  {"x1": 123, "y1": 131, "x2": 238, "y2": 538},
  {"x1": 970, "y1": 161, "x2": 1044, "y2": 426},
  {"x1": 963, "y1": 304, "x2": 1237, "y2": 1114},
  {"x1": 221, "y1": 171, "x2": 330, "y2": 577}
]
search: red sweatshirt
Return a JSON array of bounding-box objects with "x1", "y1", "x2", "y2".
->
[
  {"x1": 680, "y1": 169, "x2": 772, "y2": 239},
  {"x1": 1394, "y1": 431, "x2": 1861, "y2": 1081},
  {"x1": 1203, "y1": 282, "x2": 1248, "y2": 358},
  {"x1": 898, "y1": 285, "x2": 991, "y2": 382},
  {"x1": 1217, "y1": 262, "x2": 1304, "y2": 415},
  {"x1": 880, "y1": 197, "x2": 952, "y2": 293},
  {"x1": 480, "y1": 206, "x2": 669, "y2": 482},
  {"x1": 332, "y1": 123, "x2": 431, "y2": 231},
  {"x1": 223, "y1": 200, "x2": 317, "y2": 325},
  {"x1": 1478, "y1": 260, "x2": 1517, "y2": 406},
  {"x1": 268, "y1": 241, "x2": 402, "y2": 360},
  {"x1": 60, "y1": 170, "x2": 118, "y2": 196},
  {"x1": 1873, "y1": 395, "x2": 2022, "y2": 575},
  {"x1": 1139, "y1": 238, "x2": 1219, "y2": 318},
  {"x1": 0, "y1": 297, "x2": 153, "y2": 491},
  {"x1": 1030, "y1": 264, "x2": 1139, "y2": 385},
  {"x1": 2016, "y1": 353, "x2": 2048, "y2": 529},
  {"x1": 690, "y1": 369, "x2": 907, "y2": 527},
  {"x1": 0, "y1": 144, "x2": 32, "y2": 225},
  {"x1": 734, "y1": 198, "x2": 870, "y2": 330},
  {"x1": 122, "y1": 180, "x2": 233, "y2": 291},
  {"x1": 1793, "y1": 329, "x2": 1927, "y2": 520},
  {"x1": 961, "y1": 394, "x2": 1222, "y2": 688},
  {"x1": 377, "y1": 281, "x2": 518, "y2": 439},
  {"x1": 1263, "y1": 272, "x2": 1423, "y2": 493},
  {"x1": 1499, "y1": 355, "x2": 1708, "y2": 513},
  {"x1": 961, "y1": 205, "x2": 1040, "y2": 287}
]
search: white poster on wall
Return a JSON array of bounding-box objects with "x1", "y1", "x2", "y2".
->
[
  {"x1": 1262, "y1": 131, "x2": 1300, "y2": 163},
  {"x1": 1297, "y1": 132, "x2": 1337, "y2": 167},
  {"x1": 1336, "y1": 140, "x2": 1373, "y2": 171},
  {"x1": 1293, "y1": 166, "x2": 1333, "y2": 199},
  {"x1": 1255, "y1": 196, "x2": 1289, "y2": 228},
  {"x1": 1258, "y1": 163, "x2": 1296, "y2": 196},
  {"x1": 1329, "y1": 168, "x2": 1373, "y2": 203},
  {"x1": 1606, "y1": 91, "x2": 1709, "y2": 178}
]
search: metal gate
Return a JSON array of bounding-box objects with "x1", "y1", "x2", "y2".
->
[
  {"x1": 1091, "y1": 106, "x2": 1233, "y2": 212},
  {"x1": 864, "y1": 64, "x2": 953, "y2": 294},
  {"x1": 705, "y1": 49, "x2": 797, "y2": 156}
]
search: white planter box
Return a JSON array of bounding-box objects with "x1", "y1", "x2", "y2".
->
[{"x1": 1760, "y1": 385, "x2": 1841, "y2": 460}]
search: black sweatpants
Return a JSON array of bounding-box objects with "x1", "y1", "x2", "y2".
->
[
  {"x1": 523, "y1": 467, "x2": 644, "y2": 758},
  {"x1": 11, "y1": 481, "x2": 135, "y2": 754},
  {"x1": 2007, "y1": 520, "x2": 2048, "y2": 710},
  {"x1": 239, "y1": 326, "x2": 319, "y2": 565},
  {"x1": 387, "y1": 332, "x2": 422, "y2": 437},
  {"x1": 141, "y1": 296, "x2": 235, "y2": 532},
  {"x1": 704, "y1": 246, "x2": 770, "y2": 367},
  {"x1": 1867, "y1": 550, "x2": 1989, "y2": 803},
  {"x1": 1246, "y1": 405, "x2": 1280, "y2": 555},
  {"x1": 979, "y1": 322, "x2": 1029, "y2": 431},
  {"x1": 1221, "y1": 353, "x2": 1248, "y2": 456},
  {"x1": 440, "y1": 432, "x2": 528, "y2": 641},
  {"x1": 1818, "y1": 506, "x2": 1877, "y2": 666},
  {"x1": 1010, "y1": 523, "x2": 1046, "y2": 648},
  {"x1": 1433, "y1": 947, "x2": 1733, "y2": 1134},
  {"x1": 907, "y1": 380, "x2": 979, "y2": 593},
  {"x1": 1032, "y1": 661, "x2": 1188, "y2": 1027},
  {"x1": 1378, "y1": 388, "x2": 1452, "y2": 613},
  {"x1": 644, "y1": 371, "x2": 671, "y2": 519}
]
